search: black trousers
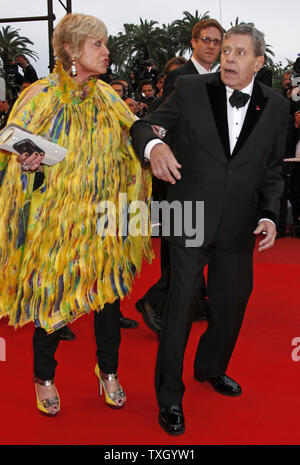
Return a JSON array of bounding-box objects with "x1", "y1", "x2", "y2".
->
[
  {"x1": 143, "y1": 237, "x2": 208, "y2": 317},
  {"x1": 155, "y1": 242, "x2": 253, "y2": 407},
  {"x1": 33, "y1": 300, "x2": 121, "y2": 380}
]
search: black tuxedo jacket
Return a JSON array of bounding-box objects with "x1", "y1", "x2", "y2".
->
[
  {"x1": 148, "y1": 60, "x2": 198, "y2": 112},
  {"x1": 162, "y1": 59, "x2": 198, "y2": 102},
  {"x1": 130, "y1": 72, "x2": 290, "y2": 252}
]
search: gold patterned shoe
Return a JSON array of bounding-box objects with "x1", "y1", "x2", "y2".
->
[
  {"x1": 94, "y1": 364, "x2": 126, "y2": 409},
  {"x1": 34, "y1": 376, "x2": 60, "y2": 417}
]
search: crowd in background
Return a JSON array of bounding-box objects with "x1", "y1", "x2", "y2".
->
[{"x1": 102, "y1": 54, "x2": 189, "y2": 118}]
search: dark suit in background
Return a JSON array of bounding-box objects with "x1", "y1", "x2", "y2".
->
[
  {"x1": 142, "y1": 58, "x2": 209, "y2": 321},
  {"x1": 162, "y1": 59, "x2": 199, "y2": 101}
]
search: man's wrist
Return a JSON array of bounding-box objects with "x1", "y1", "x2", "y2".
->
[
  {"x1": 144, "y1": 139, "x2": 166, "y2": 160},
  {"x1": 259, "y1": 218, "x2": 275, "y2": 227}
]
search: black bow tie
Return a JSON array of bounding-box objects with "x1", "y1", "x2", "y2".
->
[{"x1": 229, "y1": 90, "x2": 250, "y2": 108}]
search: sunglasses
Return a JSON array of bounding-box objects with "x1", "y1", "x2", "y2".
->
[{"x1": 197, "y1": 36, "x2": 221, "y2": 47}]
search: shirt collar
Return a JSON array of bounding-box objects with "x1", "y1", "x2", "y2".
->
[
  {"x1": 226, "y1": 78, "x2": 254, "y2": 99},
  {"x1": 191, "y1": 56, "x2": 212, "y2": 74}
]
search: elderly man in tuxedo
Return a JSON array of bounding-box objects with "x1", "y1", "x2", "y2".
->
[{"x1": 130, "y1": 25, "x2": 289, "y2": 436}]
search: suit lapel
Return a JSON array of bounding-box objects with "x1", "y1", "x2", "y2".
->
[
  {"x1": 231, "y1": 79, "x2": 268, "y2": 157},
  {"x1": 207, "y1": 73, "x2": 231, "y2": 158},
  {"x1": 207, "y1": 76, "x2": 269, "y2": 159},
  {"x1": 185, "y1": 59, "x2": 198, "y2": 74}
]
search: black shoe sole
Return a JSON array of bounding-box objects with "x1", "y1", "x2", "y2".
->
[
  {"x1": 158, "y1": 415, "x2": 185, "y2": 436},
  {"x1": 135, "y1": 300, "x2": 161, "y2": 335},
  {"x1": 210, "y1": 386, "x2": 242, "y2": 397}
]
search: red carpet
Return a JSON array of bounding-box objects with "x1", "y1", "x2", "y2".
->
[{"x1": 1, "y1": 237, "x2": 300, "y2": 445}]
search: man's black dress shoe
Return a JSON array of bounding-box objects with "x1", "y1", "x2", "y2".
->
[
  {"x1": 58, "y1": 326, "x2": 76, "y2": 341},
  {"x1": 135, "y1": 298, "x2": 162, "y2": 334},
  {"x1": 194, "y1": 373, "x2": 242, "y2": 397},
  {"x1": 120, "y1": 315, "x2": 139, "y2": 329},
  {"x1": 159, "y1": 405, "x2": 185, "y2": 436}
]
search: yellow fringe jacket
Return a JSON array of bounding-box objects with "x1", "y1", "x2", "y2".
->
[{"x1": 0, "y1": 63, "x2": 153, "y2": 333}]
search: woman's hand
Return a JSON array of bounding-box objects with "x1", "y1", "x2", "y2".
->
[{"x1": 17, "y1": 152, "x2": 45, "y2": 171}]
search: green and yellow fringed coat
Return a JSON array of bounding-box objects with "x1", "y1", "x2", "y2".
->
[{"x1": 0, "y1": 63, "x2": 153, "y2": 333}]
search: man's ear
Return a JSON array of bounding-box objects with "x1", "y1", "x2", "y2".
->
[
  {"x1": 255, "y1": 55, "x2": 265, "y2": 73},
  {"x1": 190, "y1": 37, "x2": 196, "y2": 51}
]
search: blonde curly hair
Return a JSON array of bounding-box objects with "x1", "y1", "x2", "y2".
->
[{"x1": 52, "y1": 13, "x2": 107, "y2": 70}]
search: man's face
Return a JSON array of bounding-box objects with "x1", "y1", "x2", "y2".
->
[
  {"x1": 119, "y1": 80, "x2": 129, "y2": 92},
  {"x1": 125, "y1": 98, "x2": 139, "y2": 114},
  {"x1": 141, "y1": 84, "x2": 155, "y2": 98},
  {"x1": 15, "y1": 56, "x2": 27, "y2": 68},
  {"x1": 282, "y1": 73, "x2": 292, "y2": 89},
  {"x1": 111, "y1": 84, "x2": 124, "y2": 98},
  {"x1": 156, "y1": 76, "x2": 165, "y2": 91},
  {"x1": 191, "y1": 26, "x2": 222, "y2": 70},
  {"x1": 220, "y1": 34, "x2": 264, "y2": 90}
]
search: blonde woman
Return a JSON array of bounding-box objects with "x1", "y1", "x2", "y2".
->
[{"x1": 0, "y1": 14, "x2": 152, "y2": 416}]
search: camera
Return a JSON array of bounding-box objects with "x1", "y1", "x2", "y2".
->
[
  {"x1": 130, "y1": 56, "x2": 149, "y2": 84},
  {"x1": 130, "y1": 53, "x2": 159, "y2": 87}
]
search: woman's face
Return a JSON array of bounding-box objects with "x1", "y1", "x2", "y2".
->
[{"x1": 74, "y1": 37, "x2": 109, "y2": 82}]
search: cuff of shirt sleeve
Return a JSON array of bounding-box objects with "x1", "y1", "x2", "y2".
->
[
  {"x1": 144, "y1": 139, "x2": 165, "y2": 160},
  {"x1": 259, "y1": 218, "x2": 276, "y2": 227}
]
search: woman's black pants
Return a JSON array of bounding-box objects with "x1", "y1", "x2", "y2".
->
[{"x1": 33, "y1": 300, "x2": 121, "y2": 380}]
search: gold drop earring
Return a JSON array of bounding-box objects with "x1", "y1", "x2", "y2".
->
[{"x1": 70, "y1": 57, "x2": 78, "y2": 77}]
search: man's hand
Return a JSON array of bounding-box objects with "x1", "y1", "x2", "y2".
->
[
  {"x1": 150, "y1": 143, "x2": 182, "y2": 184},
  {"x1": 253, "y1": 220, "x2": 276, "y2": 252},
  {"x1": 17, "y1": 152, "x2": 45, "y2": 171}
]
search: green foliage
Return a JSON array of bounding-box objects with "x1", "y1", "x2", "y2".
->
[
  {"x1": 267, "y1": 59, "x2": 295, "y2": 90},
  {"x1": 170, "y1": 10, "x2": 210, "y2": 54},
  {"x1": 109, "y1": 11, "x2": 210, "y2": 77},
  {"x1": 0, "y1": 25, "x2": 38, "y2": 67},
  {"x1": 230, "y1": 17, "x2": 255, "y2": 27},
  {"x1": 0, "y1": 26, "x2": 38, "y2": 102}
]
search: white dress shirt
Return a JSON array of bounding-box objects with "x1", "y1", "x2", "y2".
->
[
  {"x1": 226, "y1": 79, "x2": 254, "y2": 154},
  {"x1": 190, "y1": 56, "x2": 213, "y2": 75}
]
